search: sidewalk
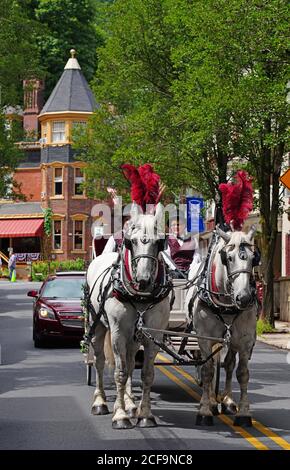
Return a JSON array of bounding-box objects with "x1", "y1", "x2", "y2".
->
[{"x1": 257, "y1": 321, "x2": 290, "y2": 350}]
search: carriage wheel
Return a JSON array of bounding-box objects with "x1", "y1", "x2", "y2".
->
[{"x1": 86, "y1": 364, "x2": 92, "y2": 386}]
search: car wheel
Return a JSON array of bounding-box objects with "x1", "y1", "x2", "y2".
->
[{"x1": 33, "y1": 331, "x2": 45, "y2": 348}]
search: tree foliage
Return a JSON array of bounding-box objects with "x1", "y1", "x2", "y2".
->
[
  {"x1": 26, "y1": 0, "x2": 104, "y2": 97},
  {"x1": 0, "y1": 0, "x2": 40, "y2": 106},
  {"x1": 75, "y1": 0, "x2": 289, "y2": 323},
  {"x1": 0, "y1": 0, "x2": 41, "y2": 198}
]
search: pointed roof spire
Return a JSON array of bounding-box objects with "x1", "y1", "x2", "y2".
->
[
  {"x1": 39, "y1": 50, "x2": 97, "y2": 115},
  {"x1": 64, "y1": 48, "x2": 81, "y2": 70}
]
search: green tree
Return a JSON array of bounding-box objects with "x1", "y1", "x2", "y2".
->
[
  {"x1": 27, "y1": 0, "x2": 104, "y2": 97},
  {"x1": 167, "y1": 0, "x2": 289, "y2": 324},
  {"x1": 0, "y1": 0, "x2": 40, "y2": 106},
  {"x1": 75, "y1": 0, "x2": 289, "y2": 324},
  {"x1": 0, "y1": 0, "x2": 40, "y2": 198},
  {"x1": 74, "y1": 0, "x2": 187, "y2": 199}
]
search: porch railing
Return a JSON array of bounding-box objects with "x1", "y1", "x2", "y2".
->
[{"x1": 0, "y1": 251, "x2": 9, "y2": 264}]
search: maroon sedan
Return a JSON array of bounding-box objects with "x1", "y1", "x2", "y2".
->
[{"x1": 28, "y1": 271, "x2": 86, "y2": 347}]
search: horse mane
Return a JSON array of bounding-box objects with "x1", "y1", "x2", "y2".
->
[
  {"x1": 219, "y1": 170, "x2": 253, "y2": 230},
  {"x1": 121, "y1": 163, "x2": 160, "y2": 211}
]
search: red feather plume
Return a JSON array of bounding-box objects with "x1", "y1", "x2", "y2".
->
[
  {"x1": 219, "y1": 170, "x2": 253, "y2": 230},
  {"x1": 138, "y1": 164, "x2": 160, "y2": 205},
  {"x1": 121, "y1": 164, "x2": 145, "y2": 208},
  {"x1": 121, "y1": 163, "x2": 161, "y2": 211}
]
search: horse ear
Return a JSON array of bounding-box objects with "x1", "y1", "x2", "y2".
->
[
  {"x1": 216, "y1": 225, "x2": 231, "y2": 243},
  {"x1": 154, "y1": 203, "x2": 165, "y2": 232},
  {"x1": 130, "y1": 202, "x2": 142, "y2": 223},
  {"x1": 247, "y1": 225, "x2": 256, "y2": 241}
]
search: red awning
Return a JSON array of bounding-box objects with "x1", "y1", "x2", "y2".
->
[{"x1": 0, "y1": 219, "x2": 44, "y2": 238}]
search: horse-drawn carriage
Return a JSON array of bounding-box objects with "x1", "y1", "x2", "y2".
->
[
  {"x1": 83, "y1": 274, "x2": 222, "y2": 402},
  {"x1": 82, "y1": 167, "x2": 258, "y2": 429}
]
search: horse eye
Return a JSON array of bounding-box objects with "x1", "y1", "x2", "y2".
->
[{"x1": 228, "y1": 255, "x2": 232, "y2": 262}]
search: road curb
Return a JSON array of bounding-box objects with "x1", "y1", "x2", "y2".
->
[{"x1": 257, "y1": 335, "x2": 290, "y2": 351}]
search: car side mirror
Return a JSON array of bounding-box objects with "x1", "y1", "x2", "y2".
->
[{"x1": 27, "y1": 290, "x2": 38, "y2": 298}]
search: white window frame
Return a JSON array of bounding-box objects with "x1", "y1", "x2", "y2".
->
[
  {"x1": 53, "y1": 167, "x2": 63, "y2": 196},
  {"x1": 72, "y1": 120, "x2": 87, "y2": 129},
  {"x1": 52, "y1": 121, "x2": 65, "y2": 143},
  {"x1": 74, "y1": 167, "x2": 85, "y2": 196},
  {"x1": 52, "y1": 220, "x2": 62, "y2": 250},
  {"x1": 73, "y1": 219, "x2": 85, "y2": 251}
]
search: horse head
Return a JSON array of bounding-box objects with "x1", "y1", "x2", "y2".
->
[
  {"x1": 123, "y1": 202, "x2": 167, "y2": 292},
  {"x1": 216, "y1": 225, "x2": 257, "y2": 309}
]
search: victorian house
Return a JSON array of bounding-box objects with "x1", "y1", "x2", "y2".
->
[{"x1": 0, "y1": 50, "x2": 106, "y2": 275}]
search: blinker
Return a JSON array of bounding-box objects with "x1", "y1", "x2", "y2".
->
[
  {"x1": 220, "y1": 248, "x2": 227, "y2": 265},
  {"x1": 124, "y1": 237, "x2": 131, "y2": 250},
  {"x1": 238, "y1": 244, "x2": 248, "y2": 261}
]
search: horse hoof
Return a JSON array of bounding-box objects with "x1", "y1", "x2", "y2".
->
[
  {"x1": 196, "y1": 414, "x2": 214, "y2": 426},
  {"x1": 112, "y1": 418, "x2": 134, "y2": 430},
  {"x1": 234, "y1": 415, "x2": 252, "y2": 427},
  {"x1": 91, "y1": 404, "x2": 109, "y2": 415},
  {"x1": 127, "y1": 408, "x2": 137, "y2": 419},
  {"x1": 221, "y1": 402, "x2": 237, "y2": 415},
  {"x1": 136, "y1": 417, "x2": 157, "y2": 428},
  {"x1": 211, "y1": 405, "x2": 220, "y2": 416}
]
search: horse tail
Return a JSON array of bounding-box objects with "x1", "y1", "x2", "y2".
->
[{"x1": 104, "y1": 331, "x2": 115, "y2": 368}]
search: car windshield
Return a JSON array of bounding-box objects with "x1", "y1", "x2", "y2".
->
[{"x1": 41, "y1": 277, "x2": 84, "y2": 299}]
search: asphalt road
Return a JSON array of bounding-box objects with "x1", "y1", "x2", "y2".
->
[{"x1": 0, "y1": 281, "x2": 290, "y2": 452}]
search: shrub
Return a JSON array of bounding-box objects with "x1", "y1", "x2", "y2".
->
[
  {"x1": 1, "y1": 267, "x2": 9, "y2": 278},
  {"x1": 31, "y1": 258, "x2": 85, "y2": 281},
  {"x1": 31, "y1": 261, "x2": 49, "y2": 281},
  {"x1": 256, "y1": 319, "x2": 276, "y2": 335}
]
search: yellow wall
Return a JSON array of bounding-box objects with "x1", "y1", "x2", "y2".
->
[{"x1": 39, "y1": 112, "x2": 91, "y2": 145}]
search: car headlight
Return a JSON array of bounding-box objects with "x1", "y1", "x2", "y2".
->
[{"x1": 38, "y1": 306, "x2": 55, "y2": 320}]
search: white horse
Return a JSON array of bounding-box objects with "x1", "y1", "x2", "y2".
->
[
  {"x1": 86, "y1": 203, "x2": 171, "y2": 429},
  {"x1": 186, "y1": 226, "x2": 258, "y2": 426}
]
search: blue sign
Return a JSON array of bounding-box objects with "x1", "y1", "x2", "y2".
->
[{"x1": 186, "y1": 196, "x2": 205, "y2": 233}]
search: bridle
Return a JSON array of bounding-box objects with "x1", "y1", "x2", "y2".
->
[
  {"x1": 220, "y1": 243, "x2": 254, "y2": 277},
  {"x1": 218, "y1": 241, "x2": 256, "y2": 309},
  {"x1": 121, "y1": 226, "x2": 168, "y2": 296}
]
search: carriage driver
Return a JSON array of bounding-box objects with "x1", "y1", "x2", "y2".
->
[{"x1": 164, "y1": 214, "x2": 201, "y2": 279}]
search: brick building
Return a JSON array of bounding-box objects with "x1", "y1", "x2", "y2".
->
[{"x1": 0, "y1": 50, "x2": 107, "y2": 268}]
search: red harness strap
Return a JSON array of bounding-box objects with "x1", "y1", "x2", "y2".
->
[
  {"x1": 124, "y1": 248, "x2": 133, "y2": 281},
  {"x1": 211, "y1": 263, "x2": 219, "y2": 295},
  {"x1": 113, "y1": 248, "x2": 164, "y2": 299}
]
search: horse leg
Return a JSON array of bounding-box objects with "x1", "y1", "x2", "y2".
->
[
  {"x1": 91, "y1": 324, "x2": 110, "y2": 415},
  {"x1": 221, "y1": 347, "x2": 238, "y2": 415},
  {"x1": 196, "y1": 341, "x2": 215, "y2": 426},
  {"x1": 112, "y1": 336, "x2": 134, "y2": 429},
  {"x1": 208, "y1": 345, "x2": 221, "y2": 416},
  {"x1": 124, "y1": 345, "x2": 139, "y2": 419},
  {"x1": 234, "y1": 350, "x2": 252, "y2": 427},
  {"x1": 136, "y1": 343, "x2": 158, "y2": 428}
]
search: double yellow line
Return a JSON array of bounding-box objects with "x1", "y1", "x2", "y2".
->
[{"x1": 156, "y1": 354, "x2": 290, "y2": 451}]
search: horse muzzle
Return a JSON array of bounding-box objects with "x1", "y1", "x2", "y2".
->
[
  {"x1": 137, "y1": 278, "x2": 152, "y2": 291},
  {"x1": 235, "y1": 292, "x2": 253, "y2": 309}
]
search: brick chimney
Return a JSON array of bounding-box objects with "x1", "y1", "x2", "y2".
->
[{"x1": 23, "y1": 79, "x2": 44, "y2": 137}]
